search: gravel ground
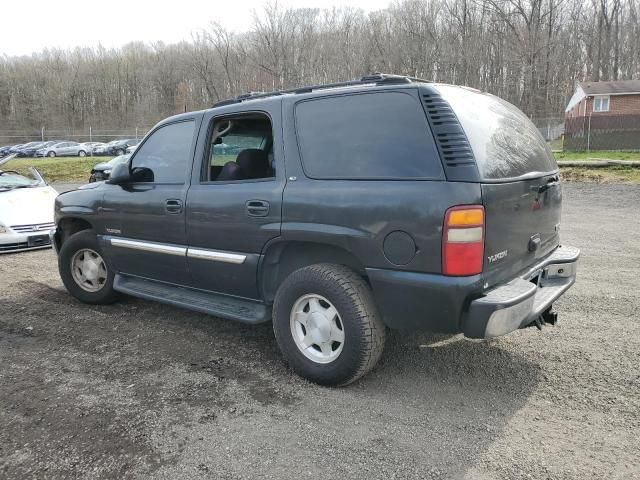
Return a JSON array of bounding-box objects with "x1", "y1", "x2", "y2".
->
[{"x1": 0, "y1": 182, "x2": 639, "y2": 480}]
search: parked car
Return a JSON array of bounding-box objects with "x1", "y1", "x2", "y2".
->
[
  {"x1": 92, "y1": 140, "x2": 120, "y2": 156},
  {"x1": 7, "y1": 144, "x2": 26, "y2": 156},
  {"x1": 81, "y1": 142, "x2": 106, "y2": 155},
  {"x1": 16, "y1": 141, "x2": 61, "y2": 157},
  {"x1": 0, "y1": 145, "x2": 17, "y2": 157},
  {"x1": 0, "y1": 167, "x2": 57, "y2": 253},
  {"x1": 104, "y1": 139, "x2": 140, "y2": 156},
  {"x1": 35, "y1": 141, "x2": 88, "y2": 158},
  {"x1": 51, "y1": 74, "x2": 580, "y2": 386},
  {"x1": 12, "y1": 141, "x2": 43, "y2": 157},
  {"x1": 89, "y1": 154, "x2": 130, "y2": 182}
]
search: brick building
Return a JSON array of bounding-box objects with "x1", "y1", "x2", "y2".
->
[{"x1": 564, "y1": 80, "x2": 640, "y2": 150}]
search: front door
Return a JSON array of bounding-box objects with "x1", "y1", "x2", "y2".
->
[
  {"x1": 99, "y1": 117, "x2": 200, "y2": 285},
  {"x1": 185, "y1": 108, "x2": 284, "y2": 299}
]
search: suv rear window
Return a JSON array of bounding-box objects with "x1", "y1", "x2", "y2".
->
[
  {"x1": 295, "y1": 91, "x2": 443, "y2": 180},
  {"x1": 435, "y1": 85, "x2": 558, "y2": 180}
]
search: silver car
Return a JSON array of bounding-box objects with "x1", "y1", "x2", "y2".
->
[{"x1": 36, "y1": 141, "x2": 88, "y2": 158}]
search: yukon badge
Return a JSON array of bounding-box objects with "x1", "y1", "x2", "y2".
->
[{"x1": 487, "y1": 250, "x2": 508, "y2": 263}]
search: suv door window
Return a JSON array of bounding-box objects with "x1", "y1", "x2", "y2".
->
[
  {"x1": 131, "y1": 120, "x2": 195, "y2": 183},
  {"x1": 295, "y1": 91, "x2": 443, "y2": 180},
  {"x1": 205, "y1": 115, "x2": 274, "y2": 182}
]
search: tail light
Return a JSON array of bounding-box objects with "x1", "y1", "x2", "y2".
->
[{"x1": 442, "y1": 205, "x2": 485, "y2": 276}]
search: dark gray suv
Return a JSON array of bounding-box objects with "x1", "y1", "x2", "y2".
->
[{"x1": 51, "y1": 74, "x2": 580, "y2": 386}]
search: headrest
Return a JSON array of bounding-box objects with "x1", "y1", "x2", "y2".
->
[{"x1": 237, "y1": 149, "x2": 269, "y2": 179}]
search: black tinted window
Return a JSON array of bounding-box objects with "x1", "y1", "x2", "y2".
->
[
  {"x1": 131, "y1": 121, "x2": 195, "y2": 183},
  {"x1": 435, "y1": 85, "x2": 557, "y2": 179},
  {"x1": 295, "y1": 92, "x2": 443, "y2": 179}
]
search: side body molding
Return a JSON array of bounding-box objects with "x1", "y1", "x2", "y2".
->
[{"x1": 106, "y1": 236, "x2": 247, "y2": 264}]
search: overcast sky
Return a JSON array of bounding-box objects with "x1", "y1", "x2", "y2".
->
[{"x1": 0, "y1": 0, "x2": 392, "y2": 57}]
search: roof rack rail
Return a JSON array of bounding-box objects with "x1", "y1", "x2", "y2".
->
[{"x1": 211, "y1": 73, "x2": 430, "y2": 108}]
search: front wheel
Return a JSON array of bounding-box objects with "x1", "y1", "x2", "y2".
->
[
  {"x1": 115, "y1": 149, "x2": 124, "y2": 155},
  {"x1": 78, "y1": 150, "x2": 86, "y2": 157},
  {"x1": 58, "y1": 230, "x2": 120, "y2": 304},
  {"x1": 273, "y1": 264, "x2": 386, "y2": 386},
  {"x1": 47, "y1": 151, "x2": 56, "y2": 157}
]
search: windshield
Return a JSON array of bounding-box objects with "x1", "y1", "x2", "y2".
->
[
  {"x1": 0, "y1": 170, "x2": 42, "y2": 190},
  {"x1": 435, "y1": 85, "x2": 558, "y2": 180}
]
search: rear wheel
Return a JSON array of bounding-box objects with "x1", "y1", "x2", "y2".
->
[
  {"x1": 47, "y1": 151, "x2": 56, "y2": 158},
  {"x1": 116, "y1": 149, "x2": 125, "y2": 155},
  {"x1": 78, "y1": 150, "x2": 86, "y2": 157},
  {"x1": 273, "y1": 263, "x2": 385, "y2": 386},
  {"x1": 58, "y1": 230, "x2": 119, "y2": 304}
]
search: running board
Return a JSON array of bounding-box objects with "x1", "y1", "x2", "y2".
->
[{"x1": 113, "y1": 274, "x2": 271, "y2": 324}]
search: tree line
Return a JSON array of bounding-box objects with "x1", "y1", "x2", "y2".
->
[{"x1": 0, "y1": 0, "x2": 638, "y2": 138}]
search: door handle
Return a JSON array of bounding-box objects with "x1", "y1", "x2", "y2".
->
[
  {"x1": 165, "y1": 199, "x2": 183, "y2": 214},
  {"x1": 246, "y1": 200, "x2": 270, "y2": 217}
]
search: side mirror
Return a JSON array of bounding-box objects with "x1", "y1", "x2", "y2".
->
[{"x1": 107, "y1": 162, "x2": 131, "y2": 184}]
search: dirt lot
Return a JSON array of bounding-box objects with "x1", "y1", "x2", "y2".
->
[{"x1": 1, "y1": 182, "x2": 639, "y2": 480}]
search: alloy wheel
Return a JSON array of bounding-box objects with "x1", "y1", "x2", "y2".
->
[
  {"x1": 290, "y1": 294, "x2": 345, "y2": 364},
  {"x1": 70, "y1": 248, "x2": 108, "y2": 292}
]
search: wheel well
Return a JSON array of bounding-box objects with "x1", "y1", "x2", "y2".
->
[
  {"x1": 260, "y1": 241, "x2": 367, "y2": 303},
  {"x1": 56, "y1": 217, "x2": 93, "y2": 249}
]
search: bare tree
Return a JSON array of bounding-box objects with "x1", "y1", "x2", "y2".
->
[{"x1": 1, "y1": 0, "x2": 639, "y2": 141}]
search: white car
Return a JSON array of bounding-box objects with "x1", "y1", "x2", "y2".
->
[{"x1": 0, "y1": 167, "x2": 57, "y2": 253}]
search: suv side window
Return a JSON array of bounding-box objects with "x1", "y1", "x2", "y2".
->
[
  {"x1": 203, "y1": 114, "x2": 274, "y2": 182},
  {"x1": 131, "y1": 120, "x2": 195, "y2": 183},
  {"x1": 295, "y1": 91, "x2": 443, "y2": 180}
]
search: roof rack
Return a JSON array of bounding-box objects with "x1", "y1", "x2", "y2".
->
[{"x1": 212, "y1": 73, "x2": 431, "y2": 108}]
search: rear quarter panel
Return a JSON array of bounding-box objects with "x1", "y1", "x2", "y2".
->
[{"x1": 281, "y1": 95, "x2": 482, "y2": 272}]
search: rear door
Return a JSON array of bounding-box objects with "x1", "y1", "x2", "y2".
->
[
  {"x1": 66, "y1": 142, "x2": 80, "y2": 155},
  {"x1": 184, "y1": 105, "x2": 284, "y2": 299},
  {"x1": 435, "y1": 85, "x2": 561, "y2": 288},
  {"x1": 55, "y1": 142, "x2": 70, "y2": 155}
]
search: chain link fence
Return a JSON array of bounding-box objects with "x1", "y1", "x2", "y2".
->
[
  {"x1": 532, "y1": 117, "x2": 565, "y2": 144},
  {"x1": 6, "y1": 116, "x2": 638, "y2": 153},
  {"x1": 564, "y1": 114, "x2": 640, "y2": 151},
  {"x1": 0, "y1": 127, "x2": 152, "y2": 145}
]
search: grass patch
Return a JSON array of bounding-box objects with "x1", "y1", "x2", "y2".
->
[
  {"x1": 554, "y1": 150, "x2": 640, "y2": 161},
  {"x1": 560, "y1": 166, "x2": 640, "y2": 184},
  {"x1": 1, "y1": 156, "x2": 113, "y2": 183}
]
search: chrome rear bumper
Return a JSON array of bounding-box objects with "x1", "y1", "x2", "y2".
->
[{"x1": 463, "y1": 245, "x2": 580, "y2": 338}]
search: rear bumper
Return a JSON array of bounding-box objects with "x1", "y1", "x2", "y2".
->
[
  {"x1": 462, "y1": 245, "x2": 580, "y2": 338},
  {"x1": 366, "y1": 244, "x2": 579, "y2": 336}
]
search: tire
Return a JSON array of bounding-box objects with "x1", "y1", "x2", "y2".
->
[
  {"x1": 273, "y1": 263, "x2": 386, "y2": 386},
  {"x1": 78, "y1": 150, "x2": 86, "y2": 157},
  {"x1": 58, "y1": 230, "x2": 120, "y2": 305},
  {"x1": 116, "y1": 149, "x2": 124, "y2": 155},
  {"x1": 89, "y1": 174, "x2": 97, "y2": 183},
  {"x1": 47, "y1": 151, "x2": 56, "y2": 158}
]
